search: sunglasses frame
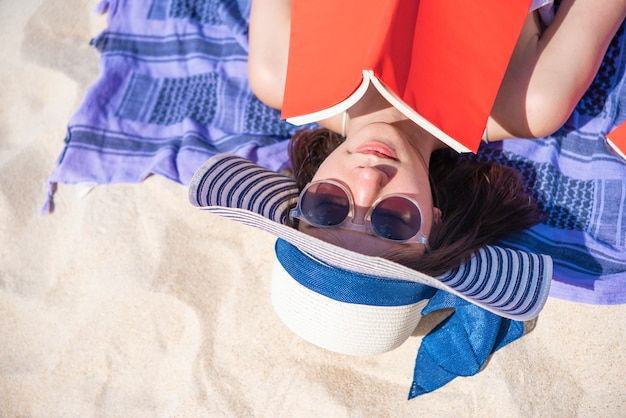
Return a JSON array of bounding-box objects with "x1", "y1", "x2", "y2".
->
[{"x1": 290, "y1": 179, "x2": 429, "y2": 245}]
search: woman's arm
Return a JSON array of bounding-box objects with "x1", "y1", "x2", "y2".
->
[
  {"x1": 248, "y1": 0, "x2": 291, "y2": 110},
  {"x1": 487, "y1": 0, "x2": 626, "y2": 141},
  {"x1": 247, "y1": 0, "x2": 345, "y2": 132}
]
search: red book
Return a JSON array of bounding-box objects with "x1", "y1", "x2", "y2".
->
[
  {"x1": 607, "y1": 122, "x2": 626, "y2": 160},
  {"x1": 281, "y1": 0, "x2": 532, "y2": 153}
]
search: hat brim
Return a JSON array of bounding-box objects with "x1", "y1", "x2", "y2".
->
[{"x1": 189, "y1": 153, "x2": 552, "y2": 321}]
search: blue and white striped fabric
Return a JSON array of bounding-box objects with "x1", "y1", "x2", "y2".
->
[
  {"x1": 51, "y1": 0, "x2": 626, "y2": 304},
  {"x1": 48, "y1": 0, "x2": 304, "y2": 189},
  {"x1": 471, "y1": 23, "x2": 626, "y2": 304},
  {"x1": 189, "y1": 153, "x2": 552, "y2": 320}
]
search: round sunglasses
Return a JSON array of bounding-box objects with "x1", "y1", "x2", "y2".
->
[{"x1": 290, "y1": 179, "x2": 428, "y2": 244}]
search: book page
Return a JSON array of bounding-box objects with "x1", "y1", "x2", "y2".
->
[{"x1": 282, "y1": 0, "x2": 532, "y2": 153}]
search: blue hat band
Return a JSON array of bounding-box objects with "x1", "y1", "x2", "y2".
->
[{"x1": 275, "y1": 239, "x2": 436, "y2": 306}]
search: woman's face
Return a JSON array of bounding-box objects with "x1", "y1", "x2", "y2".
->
[{"x1": 298, "y1": 122, "x2": 438, "y2": 256}]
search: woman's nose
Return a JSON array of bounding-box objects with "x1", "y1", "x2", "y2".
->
[{"x1": 349, "y1": 167, "x2": 389, "y2": 223}]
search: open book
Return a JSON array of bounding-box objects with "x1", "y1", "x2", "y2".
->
[
  {"x1": 281, "y1": 0, "x2": 532, "y2": 153},
  {"x1": 607, "y1": 122, "x2": 626, "y2": 160}
]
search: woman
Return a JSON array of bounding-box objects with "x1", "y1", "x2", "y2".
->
[
  {"x1": 190, "y1": 0, "x2": 617, "y2": 387},
  {"x1": 246, "y1": 0, "x2": 626, "y2": 275}
]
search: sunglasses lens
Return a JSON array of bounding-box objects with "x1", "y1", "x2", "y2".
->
[
  {"x1": 371, "y1": 196, "x2": 422, "y2": 241},
  {"x1": 300, "y1": 182, "x2": 350, "y2": 226}
]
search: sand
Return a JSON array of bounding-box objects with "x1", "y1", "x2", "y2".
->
[{"x1": 0, "y1": 0, "x2": 625, "y2": 416}]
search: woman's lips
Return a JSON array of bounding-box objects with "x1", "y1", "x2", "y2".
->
[{"x1": 354, "y1": 142, "x2": 399, "y2": 161}]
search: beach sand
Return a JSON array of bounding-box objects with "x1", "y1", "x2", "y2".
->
[{"x1": 1, "y1": 0, "x2": 625, "y2": 416}]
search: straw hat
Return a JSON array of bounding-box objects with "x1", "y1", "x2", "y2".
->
[{"x1": 189, "y1": 153, "x2": 552, "y2": 355}]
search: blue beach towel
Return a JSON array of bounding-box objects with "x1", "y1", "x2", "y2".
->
[
  {"x1": 48, "y1": 0, "x2": 625, "y2": 305},
  {"x1": 474, "y1": 24, "x2": 626, "y2": 304},
  {"x1": 48, "y1": 0, "x2": 305, "y2": 189}
]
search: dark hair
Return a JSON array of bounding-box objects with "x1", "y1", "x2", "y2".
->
[{"x1": 287, "y1": 127, "x2": 545, "y2": 276}]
